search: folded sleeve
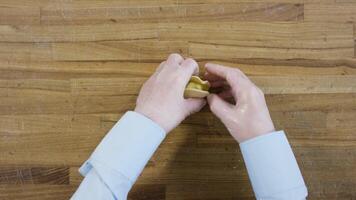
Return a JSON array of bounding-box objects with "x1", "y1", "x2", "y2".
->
[
  {"x1": 240, "y1": 131, "x2": 307, "y2": 200},
  {"x1": 71, "y1": 168, "x2": 118, "y2": 200},
  {"x1": 72, "y1": 111, "x2": 166, "y2": 200}
]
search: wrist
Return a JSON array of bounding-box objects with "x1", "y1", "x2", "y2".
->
[
  {"x1": 134, "y1": 107, "x2": 168, "y2": 134},
  {"x1": 238, "y1": 127, "x2": 276, "y2": 143}
]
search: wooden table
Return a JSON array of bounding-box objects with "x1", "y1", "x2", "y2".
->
[{"x1": 0, "y1": 0, "x2": 355, "y2": 199}]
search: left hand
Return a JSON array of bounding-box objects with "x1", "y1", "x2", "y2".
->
[{"x1": 134, "y1": 54, "x2": 206, "y2": 133}]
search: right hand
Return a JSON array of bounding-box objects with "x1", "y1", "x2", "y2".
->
[{"x1": 205, "y1": 63, "x2": 275, "y2": 143}]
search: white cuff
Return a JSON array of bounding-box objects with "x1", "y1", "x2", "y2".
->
[
  {"x1": 79, "y1": 111, "x2": 166, "y2": 198},
  {"x1": 240, "y1": 131, "x2": 307, "y2": 200}
]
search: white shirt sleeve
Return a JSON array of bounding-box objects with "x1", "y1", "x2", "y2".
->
[
  {"x1": 71, "y1": 111, "x2": 166, "y2": 200},
  {"x1": 240, "y1": 131, "x2": 308, "y2": 200},
  {"x1": 71, "y1": 111, "x2": 307, "y2": 200}
]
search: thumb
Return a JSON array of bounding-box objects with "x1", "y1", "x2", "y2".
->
[
  {"x1": 185, "y1": 98, "x2": 207, "y2": 114},
  {"x1": 207, "y1": 94, "x2": 233, "y2": 121}
]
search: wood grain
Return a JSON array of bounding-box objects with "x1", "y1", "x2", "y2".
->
[
  {"x1": 305, "y1": 3, "x2": 356, "y2": 23},
  {"x1": 0, "y1": 166, "x2": 69, "y2": 185},
  {"x1": 0, "y1": 23, "x2": 159, "y2": 42},
  {"x1": 1, "y1": 0, "x2": 356, "y2": 199},
  {"x1": 41, "y1": 3, "x2": 303, "y2": 25},
  {"x1": 0, "y1": 5, "x2": 40, "y2": 25},
  {"x1": 52, "y1": 41, "x2": 188, "y2": 61},
  {"x1": 160, "y1": 22, "x2": 354, "y2": 59}
]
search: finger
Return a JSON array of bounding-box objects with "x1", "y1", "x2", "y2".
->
[
  {"x1": 218, "y1": 89, "x2": 233, "y2": 99},
  {"x1": 155, "y1": 61, "x2": 166, "y2": 73},
  {"x1": 204, "y1": 71, "x2": 224, "y2": 82},
  {"x1": 185, "y1": 98, "x2": 206, "y2": 115},
  {"x1": 180, "y1": 58, "x2": 199, "y2": 83},
  {"x1": 206, "y1": 63, "x2": 250, "y2": 79},
  {"x1": 166, "y1": 53, "x2": 184, "y2": 69},
  {"x1": 207, "y1": 94, "x2": 234, "y2": 121},
  {"x1": 205, "y1": 63, "x2": 250, "y2": 100},
  {"x1": 205, "y1": 63, "x2": 247, "y2": 80},
  {"x1": 209, "y1": 80, "x2": 227, "y2": 88}
]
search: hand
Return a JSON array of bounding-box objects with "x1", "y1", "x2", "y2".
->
[
  {"x1": 205, "y1": 63, "x2": 275, "y2": 143},
  {"x1": 135, "y1": 54, "x2": 206, "y2": 133}
]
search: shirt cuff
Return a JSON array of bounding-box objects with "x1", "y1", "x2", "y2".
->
[
  {"x1": 240, "y1": 131, "x2": 308, "y2": 200},
  {"x1": 79, "y1": 111, "x2": 166, "y2": 198},
  {"x1": 71, "y1": 168, "x2": 118, "y2": 200}
]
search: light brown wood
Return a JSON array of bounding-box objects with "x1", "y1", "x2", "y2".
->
[
  {"x1": 1, "y1": 0, "x2": 356, "y2": 199},
  {"x1": 40, "y1": 3, "x2": 303, "y2": 25},
  {"x1": 305, "y1": 3, "x2": 356, "y2": 23},
  {"x1": 0, "y1": 5, "x2": 40, "y2": 25}
]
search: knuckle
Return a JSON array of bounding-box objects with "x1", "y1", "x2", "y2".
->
[
  {"x1": 232, "y1": 70, "x2": 242, "y2": 78},
  {"x1": 185, "y1": 58, "x2": 197, "y2": 65},
  {"x1": 248, "y1": 85, "x2": 263, "y2": 97},
  {"x1": 234, "y1": 68, "x2": 243, "y2": 74},
  {"x1": 183, "y1": 59, "x2": 199, "y2": 73},
  {"x1": 169, "y1": 53, "x2": 182, "y2": 60},
  {"x1": 226, "y1": 73, "x2": 234, "y2": 81}
]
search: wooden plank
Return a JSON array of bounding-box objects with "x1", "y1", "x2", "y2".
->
[
  {"x1": 166, "y1": 183, "x2": 254, "y2": 200},
  {"x1": 0, "y1": 23, "x2": 158, "y2": 42},
  {"x1": 190, "y1": 42, "x2": 354, "y2": 60},
  {"x1": 266, "y1": 93, "x2": 356, "y2": 112},
  {"x1": 69, "y1": 75, "x2": 356, "y2": 96},
  {"x1": 0, "y1": 185, "x2": 75, "y2": 200},
  {"x1": 197, "y1": 128, "x2": 356, "y2": 147},
  {"x1": 179, "y1": 0, "x2": 303, "y2": 3},
  {"x1": 200, "y1": 58, "x2": 356, "y2": 69},
  {"x1": 70, "y1": 78, "x2": 143, "y2": 96},
  {"x1": 2, "y1": 61, "x2": 356, "y2": 81},
  {"x1": 0, "y1": 79, "x2": 70, "y2": 93},
  {"x1": 40, "y1": 0, "x2": 178, "y2": 8},
  {"x1": 327, "y1": 111, "x2": 356, "y2": 129},
  {"x1": 52, "y1": 41, "x2": 188, "y2": 61},
  {"x1": 186, "y1": 111, "x2": 328, "y2": 130},
  {"x1": 160, "y1": 22, "x2": 353, "y2": 48},
  {"x1": 159, "y1": 22, "x2": 354, "y2": 60},
  {"x1": 0, "y1": 5, "x2": 40, "y2": 25},
  {"x1": 0, "y1": 95, "x2": 72, "y2": 115},
  {"x1": 199, "y1": 61, "x2": 356, "y2": 76},
  {"x1": 69, "y1": 167, "x2": 81, "y2": 185},
  {"x1": 305, "y1": 3, "x2": 356, "y2": 23},
  {"x1": 0, "y1": 61, "x2": 157, "y2": 80},
  {"x1": 129, "y1": 184, "x2": 166, "y2": 200},
  {"x1": 0, "y1": 43, "x2": 52, "y2": 61},
  {"x1": 0, "y1": 79, "x2": 72, "y2": 114},
  {"x1": 41, "y1": 3, "x2": 303, "y2": 25},
  {"x1": 0, "y1": 41, "x2": 187, "y2": 62},
  {"x1": 0, "y1": 166, "x2": 69, "y2": 185},
  {"x1": 252, "y1": 75, "x2": 356, "y2": 94},
  {"x1": 273, "y1": 111, "x2": 326, "y2": 129},
  {"x1": 307, "y1": 181, "x2": 356, "y2": 199},
  {"x1": 40, "y1": 0, "x2": 304, "y2": 9},
  {"x1": 4, "y1": 92, "x2": 350, "y2": 115}
]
